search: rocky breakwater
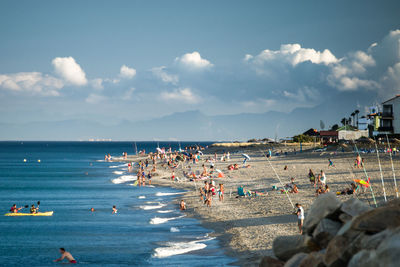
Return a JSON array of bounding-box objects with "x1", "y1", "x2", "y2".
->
[{"x1": 260, "y1": 193, "x2": 400, "y2": 267}]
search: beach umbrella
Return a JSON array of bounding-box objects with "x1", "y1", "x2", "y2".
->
[
  {"x1": 197, "y1": 151, "x2": 203, "y2": 155},
  {"x1": 156, "y1": 147, "x2": 164, "y2": 154},
  {"x1": 242, "y1": 154, "x2": 251, "y2": 160}
]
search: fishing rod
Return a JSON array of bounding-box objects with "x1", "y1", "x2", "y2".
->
[
  {"x1": 260, "y1": 150, "x2": 294, "y2": 209},
  {"x1": 386, "y1": 134, "x2": 399, "y2": 198},
  {"x1": 353, "y1": 141, "x2": 378, "y2": 207},
  {"x1": 374, "y1": 137, "x2": 387, "y2": 202}
]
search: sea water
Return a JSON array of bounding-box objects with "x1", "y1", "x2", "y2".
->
[{"x1": 0, "y1": 141, "x2": 235, "y2": 266}]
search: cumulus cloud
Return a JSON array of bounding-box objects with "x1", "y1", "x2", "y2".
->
[
  {"x1": 52, "y1": 57, "x2": 87, "y2": 86},
  {"x1": 175, "y1": 51, "x2": 213, "y2": 70},
  {"x1": 90, "y1": 78, "x2": 104, "y2": 90},
  {"x1": 119, "y1": 65, "x2": 136, "y2": 79},
  {"x1": 122, "y1": 87, "x2": 135, "y2": 100},
  {"x1": 151, "y1": 66, "x2": 179, "y2": 84},
  {"x1": 160, "y1": 88, "x2": 200, "y2": 103},
  {"x1": 85, "y1": 93, "x2": 106, "y2": 104},
  {"x1": 245, "y1": 44, "x2": 338, "y2": 68},
  {"x1": 0, "y1": 72, "x2": 64, "y2": 96}
]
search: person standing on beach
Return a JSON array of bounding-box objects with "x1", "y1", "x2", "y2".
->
[
  {"x1": 54, "y1": 248, "x2": 77, "y2": 264},
  {"x1": 295, "y1": 203, "x2": 304, "y2": 234},
  {"x1": 218, "y1": 184, "x2": 224, "y2": 201}
]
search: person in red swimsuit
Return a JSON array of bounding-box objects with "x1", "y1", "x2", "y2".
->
[{"x1": 54, "y1": 248, "x2": 77, "y2": 264}]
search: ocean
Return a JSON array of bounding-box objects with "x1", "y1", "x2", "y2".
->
[{"x1": 0, "y1": 141, "x2": 236, "y2": 266}]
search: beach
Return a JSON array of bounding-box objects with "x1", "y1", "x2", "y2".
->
[{"x1": 123, "y1": 143, "x2": 399, "y2": 266}]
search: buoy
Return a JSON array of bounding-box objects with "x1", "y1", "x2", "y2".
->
[
  {"x1": 23, "y1": 159, "x2": 27, "y2": 162},
  {"x1": 38, "y1": 159, "x2": 41, "y2": 163}
]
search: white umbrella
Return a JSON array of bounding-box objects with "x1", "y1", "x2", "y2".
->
[
  {"x1": 156, "y1": 147, "x2": 164, "y2": 154},
  {"x1": 242, "y1": 154, "x2": 251, "y2": 160}
]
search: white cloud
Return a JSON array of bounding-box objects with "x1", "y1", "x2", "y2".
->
[
  {"x1": 90, "y1": 78, "x2": 104, "y2": 90},
  {"x1": 85, "y1": 93, "x2": 106, "y2": 104},
  {"x1": 119, "y1": 65, "x2": 136, "y2": 79},
  {"x1": 151, "y1": 66, "x2": 179, "y2": 84},
  {"x1": 122, "y1": 87, "x2": 135, "y2": 100},
  {"x1": 0, "y1": 72, "x2": 64, "y2": 96},
  {"x1": 52, "y1": 57, "x2": 87, "y2": 86},
  {"x1": 160, "y1": 88, "x2": 200, "y2": 103},
  {"x1": 175, "y1": 51, "x2": 213, "y2": 70},
  {"x1": 246, "y1": 44, "x2": 338, "y2": 67}
]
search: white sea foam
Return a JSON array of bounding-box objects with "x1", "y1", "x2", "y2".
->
[
  {"x1": 157, "y1": 210, "x2": 174, "y2": 214},
  {"x1": 150, "y1": 215, "x2": 185, "y2": 225},
  {"x1": 138, "y1": 196, "x2": 146, "y2": 199},
  {"x1": 113, "y1": 171, "x2": 124, "y2": 175},
  {"x1": 152, "y1": 237, "x2": 214, "y2": 258},
  {"x1": 155, "y1": 192, "x2": 185, "y2": 196},
  {"x1": 140, "y1": 203, "x2": 166, "y2": 210},
  {"x1": 170, "y1": 227, "x2": 180, "y2": 232},
  {"x1": 111, "y1": 175, "x2": 137, "y2": 184},
  {"x1": 109, "y1": 164, "x2": 127, "y2": 169}
]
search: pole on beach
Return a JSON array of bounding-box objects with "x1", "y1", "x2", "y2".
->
[
  {"x1": 374, "y1": 138, "x2": 387, "y2": 202},
  {"x1": 386, "y1": 134, "x2": 399, "y2": 198},
  {"x1": 353, "y1": 142, "x2": 378, "y2": 207},
  {"x1": 265, "y1": 156, "x2": 295, "y2": 209}
]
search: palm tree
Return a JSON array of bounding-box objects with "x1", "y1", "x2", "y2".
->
[
  {"x1": 355, "y1": 110, "x2": 360, "y2": 128},
  {"x1": 351, "y1": 112, "x2": 355, "y2": 127},
  {"x1": 348, "y1": 117, "x2": 352, "y2": 127},
  {"x1": 341, "y1": 118, "x2": 346, "y2": 126}
]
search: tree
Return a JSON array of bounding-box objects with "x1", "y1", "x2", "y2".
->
[
  {"x1": 348, "y1": 117, "x2": 352, "y2": 127},
  {"x1": 293, "y1": 134, "x2": 313, "y2": 143},
  {"x1": 331, "y1": 124, "x2": 339, "y2": 131},
  {"x1": 355, "y1": 110, "x2": 360, "y2": 128},
  {"x1": 351, "y1": 112, "x2": 356, "y2": 127},
  {"x1": 320, "y1": 120, "x2": 325, "y2": 130},
  {"x1": 341, "y1": 118, "x2": 347, "y2": 126}
]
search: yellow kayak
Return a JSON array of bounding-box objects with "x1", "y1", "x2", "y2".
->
[{"x1": 4, "y1": 211, "x2": 54, "y2": 216}]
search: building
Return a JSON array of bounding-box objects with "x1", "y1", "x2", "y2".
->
[
  {"x1": 380, "y1": 95, "x2": 400, "y2": 134},
  {"x1": 320, "y1": 131, "x2": 338, "y2": 144}
]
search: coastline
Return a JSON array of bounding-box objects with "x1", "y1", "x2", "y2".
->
[{"x1": 116, "y1": 143, "x2": 396, "y2": 266}]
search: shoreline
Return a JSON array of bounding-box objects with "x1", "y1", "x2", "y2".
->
[{"x1": 115, "y1": 143, "x2": 397, "y2": 266}]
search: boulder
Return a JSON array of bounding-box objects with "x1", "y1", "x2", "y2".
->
[
  {"x1": 348, "y1": 250, "x2": 377, "y2": 267},
  {"x1": 259, "y1": 256, "x2": 284, "y2": 267},
  {"x1": 273, "y1": 235, "x2": 319, "y2": 261},
  {"x1": 361, "y1": 228, "x2": 398, "y2": 250},
  {"x1": 323, "y1": 235, "x2": 351, "y2": 267},
  {"x1": 340, "y1": 198, "x2": 372, "y2": 217},
  {"x1": 283, "y1": 253, "x2": 308, "y2": 267},
  {"x1": 303, "y1": 193, "x2": 342, "y2": 234},
  {"x1": 312, "y1": 218, "x2": 342, "y2": 248},
  {"x1": 338, "y1": 213, "x2": 352, "y2": 223},
  {"x1": 351, "y1": 205, "x2": 400, "y2": 233},
  {"x1": 336, "y1": 220, "x2": 361, "y2": 241},
  {"x1": 299, "y1": 252, "x2": 325, "y2": 267}
]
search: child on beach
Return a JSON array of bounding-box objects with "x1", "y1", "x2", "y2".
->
[
  {"x1": 218, "y1": 183, "x2": 224, "y2": 201},
  {"x1": 295, "y1": 203, "x2": 304, "y2": 234},
  {"x1": 328, "y1": 158, "x2": 335, "y2": 168}
]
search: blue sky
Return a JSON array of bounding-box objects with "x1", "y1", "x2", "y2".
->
[{"x1": 1, "y1": 0, "x2": 400, "y2": 139}]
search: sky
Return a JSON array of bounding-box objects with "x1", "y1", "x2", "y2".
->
[{"x1": 1, "y1": 0, "x2": 400, "y2": 140}]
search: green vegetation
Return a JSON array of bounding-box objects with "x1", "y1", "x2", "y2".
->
[{"x1": 292, "y1": 134, "x2": 314, "y2": 143}]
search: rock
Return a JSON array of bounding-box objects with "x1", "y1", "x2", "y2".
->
[
  {"x1": 336, "y1": 220, "x2": 361, "y2": 241},
  {"x1": 283, "y1": 253, "x2": 308, "y2": 267},
  {"x1": 273, "y1": 235, "x2": 319, "y2": 261},
  {"x1": 340, "y1": 198, "x2": 372, "y2": 217},
  {"x1": 259, "y1": 256, "x2": 284, "y2": 267},
  {"x1": 323, "y1": 235, "x2": 350, "y2": 267},
  {"x1": 312, "y1": 218, "x2": 342, "y2": 248},
  {"x1": 349, "y1": 230, "x2": 400, "y2": 267},
  {"x1": 348, "y1": 250, "x2": 377, "y2": 267},
  {"x1": 303, "y1": 193, "x2": 342, "y2": 234},
  {"x1": 351, "y1": 205, "x2": 400, "y2": 233},
  {"x1": 361, "y1": 228, "x2": 398, "y2": 250},
  {"x1": 338, "y1": 213, "x2": 352, "y2": 223},
  {"x1": 299, "y1": 252, "x2": 325, "y2": 267}
]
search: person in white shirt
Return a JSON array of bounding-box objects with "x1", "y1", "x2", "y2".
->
[{"x1": 296, "y1": 203, "x2": 304, "y2": 234}]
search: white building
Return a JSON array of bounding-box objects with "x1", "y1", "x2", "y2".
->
[
  {"x1": 358, "y1": 117, "x2": 370, "y2": 131},
  {"x1": 381, "y1": 95, "x2": 400, "y2": 134},
  {"x1": 338, "y1": 130, "x2": 369, "y2": 140}
]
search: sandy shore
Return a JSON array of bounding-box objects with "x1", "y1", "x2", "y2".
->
[{"x1": 117, "y1": 144, "x2": 399, "y2": 266}]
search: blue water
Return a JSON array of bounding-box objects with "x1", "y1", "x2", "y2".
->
[{"x1": 0, "y1": 141, "x2": 235, "y2": 266}]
